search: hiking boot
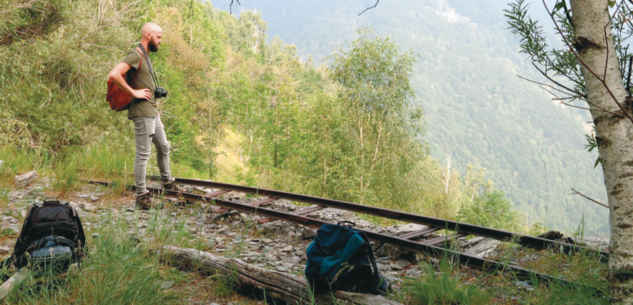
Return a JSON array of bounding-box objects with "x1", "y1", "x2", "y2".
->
[
  {"x1": 162, "y1": 177, "x2": 179, "y2": 191},
  {"x1": 136, "y1": 191, "x2": 151, "y2": 210}
]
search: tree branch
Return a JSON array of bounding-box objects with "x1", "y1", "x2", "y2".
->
[
  {"x1": 544, "y1": 0, "x2": 633, "y2": 125},
  {"x1": 358, "y1": 0, "x2": 379, "y2": 16},
  {"x1": 571, "y1": 188, "x2": 608, "y2": 208},
  {"x1": 229, "y1": 0, "x2": 241, "y2": 15}
]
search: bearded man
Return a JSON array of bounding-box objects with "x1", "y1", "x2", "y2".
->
[{"x1": 108, "y1": 22, "x2": 175, "y2": 209}]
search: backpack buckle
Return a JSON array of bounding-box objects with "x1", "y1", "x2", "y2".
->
[{"x1": 337, "y1": 221, "x2": 356, "y2": 228}]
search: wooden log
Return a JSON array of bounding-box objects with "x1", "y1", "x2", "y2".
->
[
  {"x1": 163, "y1": 246, "x2": 402, "y2": 305},
  {"x1": 0, "y1": 271, "x2": 27, "y2": 301}
]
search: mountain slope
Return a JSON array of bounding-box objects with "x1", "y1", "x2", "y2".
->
[{"x1": 214, "y1": 0, "x2": 608, "y2": 232}]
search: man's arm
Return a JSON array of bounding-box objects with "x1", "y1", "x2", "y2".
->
[{"x1": 108, "y1": 63, "x2": 152, "y2": 100}]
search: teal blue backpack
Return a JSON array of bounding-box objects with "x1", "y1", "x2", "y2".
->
[{"x1": 305, "y1": 221, "x2": 390, "y2": 295}]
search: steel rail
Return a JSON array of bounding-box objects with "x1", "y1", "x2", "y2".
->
[
  {"x1": 173, "y1": 177, "x2": 609, "y2": 261},
  {"x1": 148, "y1": 186, "x2": 568, "y2": 284},
  {"x1": 89, "y1": 180, "x2": 598, "y2": 290}
]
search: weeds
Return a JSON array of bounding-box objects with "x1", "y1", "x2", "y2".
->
[{"x1": 404, "y1": 257, "x2": 490, "y2": 305}]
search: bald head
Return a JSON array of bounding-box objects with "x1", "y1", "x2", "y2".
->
[
  {"x1": 141, "y1": 22, "x2": 163, "y2": 52},
  {"x1": 141, "y1": 23, "x2": 162, "y2": 37}
]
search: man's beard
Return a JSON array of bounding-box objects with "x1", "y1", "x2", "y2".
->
[{"x1": 149, "y1": 40, "x2": 159, "y2": 52}]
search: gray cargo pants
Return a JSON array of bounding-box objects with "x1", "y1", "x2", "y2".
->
[{"x1": 133, "y1": 116, "x2": 171, "y2": 194}]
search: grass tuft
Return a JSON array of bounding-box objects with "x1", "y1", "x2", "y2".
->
[{"x1": 404, "y1": 257, "x2": 490, "y2": 305}]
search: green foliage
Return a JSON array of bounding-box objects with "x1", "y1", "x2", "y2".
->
[
  {"x1": 0, "y1": 0, "x2": 522, "y2": 233},
  {"x1": 232, "y1": 0, "x2": 609, "y2": 232},
  {"x1": 404, "y1": 258, "x2": 490, "y2": 305},
  {"x1": 458, "y1": 189, "x2": 522, "y2": 231}
]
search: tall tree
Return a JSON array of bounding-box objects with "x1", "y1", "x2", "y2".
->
[{"x1": 505, "y1": 0, "x2": 633, "y2": 302}]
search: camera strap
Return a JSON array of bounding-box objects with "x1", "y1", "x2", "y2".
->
[{"x1": 138, "y1": 43, "x2": 160, "y2": 87}]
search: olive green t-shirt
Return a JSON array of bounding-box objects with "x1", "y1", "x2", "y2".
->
[{"x1": 122, "y1": 49, "x2": 158, "y2": 119}]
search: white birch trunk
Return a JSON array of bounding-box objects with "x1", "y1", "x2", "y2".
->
[{"x1": 569, "y1": 1, "x2": 633, "y2": 303}]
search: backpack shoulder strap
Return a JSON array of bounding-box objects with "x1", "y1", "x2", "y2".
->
[{"x1": 132, "y1": 47, "x2": 143, "y2": 87}]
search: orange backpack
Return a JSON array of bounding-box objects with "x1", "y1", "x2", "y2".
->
[{"x1": 106, "y1": 48, "x2": 143, "y2": 112}]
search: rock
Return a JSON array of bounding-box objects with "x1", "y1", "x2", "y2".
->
[
  {"x1": 464, "y1": 238, "x2": 500, "y2": 258},
  {"x1": 89, "y1": 195, "x2": 99, "y2": 202},
  {"x1": 20, "y1": 210, "x2": 27, "y2": 218},
  {"x1": 301, "y1": 229, "x2": 317, "y2": 239},
  {"x1": 405, "y1": 267, "x2": 423, "y2": 278},
  {"x1": 0, "y1": 160, "x2": 3, "y2": 170},
  {"x1": 76, "y1": 193, "x2": 92, "y2": 198},
  {"x1": 320, "y1": 208, "x2": 354, "y2": 218},
  {"x1": 15, "y1": 171, "x2": 37, "y2": 188},
  {"x1": 515, "y1": 280, "x2": 535, "y2": 291},
  {"x1": 281, "y1": 245, "x2": 294, "y2": 252},
  {"x1": 276, "y1": 262, "x2": 294, "y2": 272},
  {"x1": 82, "y1": 203, "x2": 98, "y2": 212},
  {"x1": 461, "y1": 236, "x2": 486, "y2": 248},
  {"x1": 0, "y1": 246, "x2": 10, "y2": 255},
  {"x1": 390, "y1": 259, "x2": 411, "y2": 270},
  {"x1": 376, "y1": 243, "x2": 398, "y2": 257},
  {"x1": 391, "y1": 223, "x2": 428, "y2": 235}
]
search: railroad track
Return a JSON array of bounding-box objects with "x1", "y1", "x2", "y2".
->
[{"x1": 91, "y1": 177, "x2": 608, "y2": 287}]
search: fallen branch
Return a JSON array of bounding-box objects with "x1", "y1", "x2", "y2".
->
[
  {"x1": 162, "y1": 245, "x2": 402, "y2": 305},
  {"x1": 0, "y1": 271, "x2": 27, "y2": 301}
]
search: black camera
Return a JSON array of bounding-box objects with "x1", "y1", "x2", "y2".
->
[{"x1": 154, "y1": 87, "x2": 168, "y2": 99}]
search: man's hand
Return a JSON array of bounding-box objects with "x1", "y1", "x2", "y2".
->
[
  {"x1": 133, "y1": 89, "x2": 152, "y2": 100},
  {"x1": 109, "y1": 62, "x2": 150, "y2": 99}
]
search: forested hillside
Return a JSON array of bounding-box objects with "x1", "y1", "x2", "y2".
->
[
  {"x1": 215, "y1": 0, "x2": 609, "y2": 232},
  {"x1": 0, "y1": 0, "x2": 523, "y2": 232}
]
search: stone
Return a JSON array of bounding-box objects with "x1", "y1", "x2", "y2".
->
[
  {"x1": 376, "y1": 243, "x2": 398, "y2": 258},
  {"x1": 390, "y1": 259, "x2": 411, "y2": 270},
  {"x1": 20, "y1": 210, "x2": 27, "y2": 218},
  {"x1": 89, "y1": 195, "x2": 99, "y2": 202},
  {"x1": 464, "y1": 238, "x2": 500, "y2": 258},
  {"x1": 82, "y1": 203, "x2": 98, "y2": 212},
  {"x1": 515, "y1": 280, "x2": 535, "y2": 291},
  {"x1": 461, "y1": 236, "x2": 486, "y2": 248},
  {"x1": 281, "y1": 245, "x2": 294, "y2": 252},
  {"x1": 320, "y1": 208, "x2": 355, "y2": 218},
  {"x1": 390, "y1": 223, "x2": 428, "y2": 234},
  {"x1": 0, "y1": 246, "x2": 10, "y2": 255},
  {"x1": 301, "y1": 228, "x2": 317, "y2": 239},
  {"x1": 76, "y1": 193, "x2": 92, "y2": 198},
  {"x1": 276, "y1": 262, "x2": 294, "y2": 272},
  {"x1": 15, "y1": 171, "x2": 37, "y2": 188},
  {"x1": 405, "y1": 267, "x2": 423, "y2": 278}
]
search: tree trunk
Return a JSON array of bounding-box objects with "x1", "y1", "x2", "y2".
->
[
  {"x1": 163, "y1": 246, "x2": 402, "y2": 305},
  {"x1": 569, "y1": 1, "x2": 633, "y2": 303}
]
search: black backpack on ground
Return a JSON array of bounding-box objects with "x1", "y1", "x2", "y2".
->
[{"x1": 8, "y1": 198, "x2": 86, "y2": 270}]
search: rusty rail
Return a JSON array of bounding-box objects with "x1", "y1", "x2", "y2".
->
[
  {"x1": 172, "y1": 177, "x2": 608, "y2": 261},
  {"x1": 90, "y1": 179, "x2": 604, "y2": 288}
]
